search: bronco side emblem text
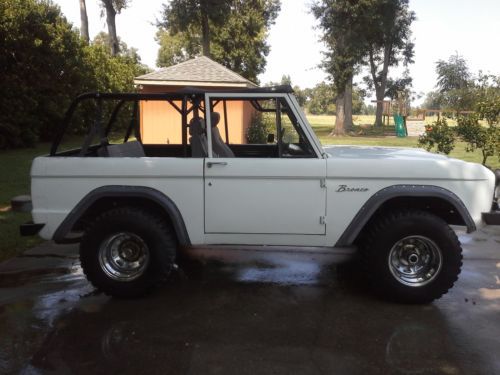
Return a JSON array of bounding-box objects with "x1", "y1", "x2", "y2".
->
[{"x1": 336, "y1": 185, "x2": 369, "y2": 192}]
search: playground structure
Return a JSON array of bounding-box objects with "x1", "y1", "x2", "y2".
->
[
  {"x1": 416, "y1": 109, "x2": 475, "y2": 120},
  {"x1": 372, "y1": 93, "x2": 409, "y2": 137},
  {"x1": 372, "y1": 94, "x2": 474, "y2": 137}
]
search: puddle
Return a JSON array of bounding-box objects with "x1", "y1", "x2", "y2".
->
[
  {"x1": 18, "y1": 254, "x2": 77, "y2": 260},
  {"x1": 236, "y1": 260, "x2": 325, "y2": 285},
  {"x1": 0, "y1": 268, "x2": 73, "y2": 288}
]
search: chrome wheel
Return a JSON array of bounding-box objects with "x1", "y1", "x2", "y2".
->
[
  {"x1": 98, "y1": 232, "x2": 150, "y2": 281},
  {"x1": 388, "y1": 235, "x2": 442, "y2": 287}
]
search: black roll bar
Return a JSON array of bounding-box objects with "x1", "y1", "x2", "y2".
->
[{"x1": 50, "y1": 92, "x2": 204, "y2": 156}]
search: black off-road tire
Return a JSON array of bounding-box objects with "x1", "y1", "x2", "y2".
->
[
  {"x1": 359, "y1": 210, "x2": 463, "y2": 304},
  {"x1": 80, "y1": 207, "x2": 177, "y2": 298}
]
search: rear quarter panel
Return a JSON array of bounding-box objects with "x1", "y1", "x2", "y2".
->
[{"x1": 30, "y1": 157, "x2": 204, "y2": 243}]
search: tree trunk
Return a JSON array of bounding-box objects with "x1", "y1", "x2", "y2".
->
[
  {"x1": 332, "y1": 92, "x2": 345, "y2": 136},
  {"x1": 374, "y1": 87, "x2": 385, "y2": 127},
  {"x1": 103, "y1": 0, "x2": 119, "y2": 56},
  {"x1": 369, "y1": 44, "x2": 392, "y2": 127},
  {"x1": 344, "y1": 75, "x2": 353, "y2": 132},
  {"x1": 200, "y1": 2, "x2": 210, "y2": 57},
  {"x1": 79, "y1": 0, "x2": 89, "y2": 43},
  {"x1": 482, "y1": 150, "x2": 488, "y2": 165}
]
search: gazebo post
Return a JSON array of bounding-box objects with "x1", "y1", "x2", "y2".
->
[{"x1": 223, "y1": 100, "x2": 229, "y2": 144}]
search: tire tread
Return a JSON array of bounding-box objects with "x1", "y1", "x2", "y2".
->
[
  {"x1": 79, "y1": 206, "x2": 177, "y2": 298},
  {"x1": 359, "y1": 210, "x2": 463, "y2": 303}
]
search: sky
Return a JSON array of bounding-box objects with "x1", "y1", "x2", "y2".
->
[{"x1": 55, "y1": 0, "x2": 500, "y2": 104}]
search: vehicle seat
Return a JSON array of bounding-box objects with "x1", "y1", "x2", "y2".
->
[
  {"x1": 210, "y1": 112, "x2": 234, "y2": 157},
  {"x1": 189, "y1": 117, "x2": 208, "y2": 157},
  {"x1": 98, "y1": 140, "x2": 145, "y2": 157}
]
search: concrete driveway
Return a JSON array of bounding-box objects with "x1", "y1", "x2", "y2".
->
[{"x1": 0, "y1": 226, "x2": 499, "y2": 374}]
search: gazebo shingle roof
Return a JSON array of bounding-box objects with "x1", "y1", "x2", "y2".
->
[{"x1": 135, "y1": 56, "x2": 256, "y2": 87}]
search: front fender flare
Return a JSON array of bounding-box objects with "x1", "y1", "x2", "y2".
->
[{"x1": 335, "y1": 185, "x2": 475, "y2": 247}]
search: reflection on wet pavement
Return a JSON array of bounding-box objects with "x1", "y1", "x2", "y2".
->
[{"x1": 0, "y1": 227, "x2": 499, "y2": 374}]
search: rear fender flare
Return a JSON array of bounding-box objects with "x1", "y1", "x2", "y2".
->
[{"x1": 53, "y1": 185, "x2": 190, "y2": 246}]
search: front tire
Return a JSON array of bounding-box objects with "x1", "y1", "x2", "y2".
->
[
  {"x1": 360, "y1": 210, "x2": 462, "y2": 303},
  {"x1": 80, "y1": 207, "x2": 176, "y2": 298}
]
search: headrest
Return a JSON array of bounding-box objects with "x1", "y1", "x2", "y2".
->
[
  {"x1": 211, "y1": 112, "x2": 220, "y2": 128},
  {"x1": 189, "y1": 117, "x2": 205, "y2": 136}
]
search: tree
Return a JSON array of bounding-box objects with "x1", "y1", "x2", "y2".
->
[
  {"x1": 294, "y1": 87, "x2": 308, "y2": 107},
  {"x1": 264, "y1": 75, "x2": 291, "y2": 87},
  {"x1": 307, "y1": 83, "x2": 336, "y2": 115},
  {"x1": 384, "y1": 71, "x2": 413, "y2": 100},
  {"x1": 436, "y1": 54, "x2": 470, "y2": 93},
  {"x1": 352, "y1": 86, "x2": 366, "y2": 114},
  {"x1": 363, "y1": 0, "x2": 415, "y2": 127},
  {"x1": 158, "y1": 0, "x2": 280, "y2": 82},
  {"x1": 79, "y1": 0, "x2": 89, "y2": 43},
  {"x1": 156, "y1": 30, "x2": 200, "y2": 67},
  {"x1": 92, "y1": 31, "x2": 147, "y2": 69},
  {"x1": 305, "y1": 82, "x2": 364, "y2": 116},
  {"x1": 422, "y1": 91, "x2": 443, "y2": 110},
  {"x1": 0, "y1": 0, "x2": 146, "y2": 148},
  {"x1": 210, "y1": 0, "x2": 280, "y2": 82},
  {"x1": 159, "y1": 0, "x2": 231, "y2": 58},
  {"x1": 0, "y1": 0, "x2": 87, "y2": 147},
  {"x1": 266, "y1": 75, "x2": 308, "y2": 107},
  {"x1": 311, "y1": 0, "x2": 368, "y2": 135},
  {"x1": 100, "y1": 0, "x2": 129, "y2": 56},
  {"x1": 456, "y1": 115, "x2": 499, "y2": 165},
  {"x1": 433, "y1": 54, "x2": 476, "y2": 111},
  {"x1": 279, "y1": 74, "x2": 291, "y2": 86}
]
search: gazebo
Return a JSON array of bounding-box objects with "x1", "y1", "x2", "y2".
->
[{"x1": 134, "y1": 56, "x2": 257, "y2": 145}]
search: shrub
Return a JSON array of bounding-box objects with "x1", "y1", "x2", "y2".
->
[
  {"x1": 418, "y1": 118, "x2": 455, "y2": 155},
  {"x1": 476, "y1": 96, "x2": 500, "y2": 126},
  {"x1": 0, "y1": 0, "x2": 84, "y2": 147},
  {"x1": 456, "y1": 115, "x2": 499, "y2": 165},
  {"x1": 0, "y1": 0, "x2": 146, "y2": 149},
  {"x1": 246, "y1": 113, "x2": 273, "y2": 144}
]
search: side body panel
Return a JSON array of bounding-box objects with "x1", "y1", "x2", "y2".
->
[
  {"x1": 204, "y1": 158, "x2": 327, "y2": 236},
  {"x1": 30, "y1": 157, "x2": 205, "y2": 243}
]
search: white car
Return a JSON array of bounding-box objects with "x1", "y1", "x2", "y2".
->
[{"x1": 21, "y1": 86, "x2": 499, "y2": 303}]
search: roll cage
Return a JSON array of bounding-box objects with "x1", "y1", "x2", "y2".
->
[{"x1": 50, "y1": 85, "x2": 314, "y2": 157}]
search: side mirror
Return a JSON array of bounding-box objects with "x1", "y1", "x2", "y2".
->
[{"x1": 267, "y1": 133, "x2": 275, "y2": 143}]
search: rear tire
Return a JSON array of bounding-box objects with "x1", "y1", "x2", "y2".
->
[
  {"x1": 359, "y1": 210, "x2": 462, "y2": 303},
  {"x1": 80, "y1": 207, "x2": 176, "y2": 298}
]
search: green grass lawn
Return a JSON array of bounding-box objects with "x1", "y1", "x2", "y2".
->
[
  {"x1": 0, "y1": 143, "x2": 53, "y2": 261},
  {"x1": 308, "y1": 115, "x2": 499, "y2": 169},
  {"x1": 0, "y1": 116, "x2": 498, "y2": 262},
  {"x1": 306, "y1": 114, "x2": 487, "y2": 127}
]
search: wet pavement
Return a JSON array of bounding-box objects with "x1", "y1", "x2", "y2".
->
[{"x1": 0, "y1": 227, "x2": 499, "y2": 375}]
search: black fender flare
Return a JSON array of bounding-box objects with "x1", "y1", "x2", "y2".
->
[
  {"x1": 335, "y1": 185, "x2": 475, "y2": 247},
  {"x1": 53, "y1": 185, "x2": 191, "y2": 246}
]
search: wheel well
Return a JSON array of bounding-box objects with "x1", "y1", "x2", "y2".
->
[
  {"x1": 354, "y1": 196, "x2": 467, "y2": 244},
  {"x1": 73, "y1": 197, "x2": 176, "y2": 238}
]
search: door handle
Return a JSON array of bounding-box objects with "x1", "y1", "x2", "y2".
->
[{"x1": 206, "y1": 161, "x2": 228, "y2": 168}]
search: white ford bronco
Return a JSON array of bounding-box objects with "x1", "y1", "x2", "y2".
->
[{"x1": 21, "y1": 86, "x2": 499, "y2": 303}]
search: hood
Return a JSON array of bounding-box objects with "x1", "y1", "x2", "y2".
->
[
  {"x1": 323, "y1": 145, "x2": 494, "y2": 182},
  {"x1": 323, "y1": 145, "x2": 449, "y2": 161}
]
